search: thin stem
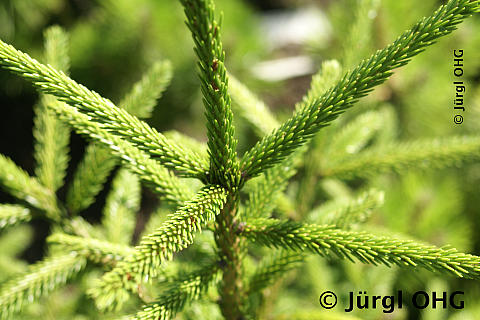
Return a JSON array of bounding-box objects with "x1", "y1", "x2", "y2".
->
[{"x1": 214, "y1": 192, "x2": 246, "y2": 319}]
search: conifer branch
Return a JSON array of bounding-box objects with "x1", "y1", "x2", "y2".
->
[
  {"x1": 0, "y1": 226, "x2": 31, "y2": 282},
  {"x1": 0, "y1": 253, "x2": 87, "y2": 319},
  {"x1": 33, "y1": 94, "x2": 71, "y2": 192},
  {"x1": 102, "y1": 169, "x2": 140, "y2": 245},
  {"x1": 244, "y1": 154, "x2": 297, "y2": 219},
  {"x1": 213, "y1": 191, "x2": 247, "y2": 319},
  {"x1": 163, "y1": 130, "x2": 208, "y2": 160},
  {"x1": 48, "y1": 233, "x2": 135, "y2": 266},
  {"x1": 68, "y1": 216, "x2": 106, "y2": 240},
  {"x1": 228, "y1": 74, "x2": 279, "y2": 137},
  {"x1": 295, "y1": 60, "x2": 342, "y2": 112},
  {"x1": 129, "y1": 262, "x2": 220, "y2": 320},
  {"x1": 308, "y1": 189, "x2": 384, "y2": 229},
  {"x1": 120, "y1": 60, "x2": 172, "y2": 118},
  {"x1": 0, "y1": 155, "x2": 61, "y2": 220},
  {"x1": 342, "y1": 0, "x2": 379, "y2": 69},
  {"x1": 322, "y1": 136, "x2": 480, "y2": 179},
  {"x1": 240, "y1": 218, "x2": 480, "y2": 279},
  {"x1": 66, "y1": 144, "x2": 117, "y2": 214},
  {"x1": 66, "y1": 61, "x2": 172, "y2": 214},
  {"x1": 52, "y1": 102, "x2": 194, "y2": 206},
  {"x1": 0, "y1": 204, "x2": 31, "y2": 229},
  {"x1": 324, "y1": 109, "x2": 384, "y2": 162},
  {"x1": 0, "y1": 40, "x2": 208, "y2": 178},
  {"x1": 240, "y1": 0, "x2": 480, "y2": 179},
  {"x1": 269, "y1": 61, "x2": 340, "y2": 217},
  {"x1": 247, "y1": 250, "x2": 304, "y2": 294},
  {"x1": 89, "y1": 185, "x2": 227, "y2": 311},
  {"x1": 33, "y1": 26, "x2": 70, "y2": 192},
  {"x1": 180, "y1": 0, "x2": 240, "y2": 188},
  {"x1": 0, "y1": 225, "x2": 32, "y2": 259},
  {"x1": 294, "y1": 60, "x2": 343, "y2": 215}
]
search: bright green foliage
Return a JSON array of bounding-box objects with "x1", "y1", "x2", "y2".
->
[
  {"x1": 323, "y1": 136, "x2": 480, "y2": 179},
  {"x1": 33, "y1": 26, "x2": 70, "y2": 192},
  {"x1": 0, "y1": 253, "x2": 87, "y2": 320},
  {"x1": 229, "y1": 74, "x2": 279, "y2": 136},
  {"x1": 323, "y1": 110, "x2": 384, "y2": 162},
  {"x1": 0, "y1": 205, "x2": 31, "y2": 229},
  {"x1": 180, "y1": 0, "x2": 239, "y2": 188},
  {"x1": 240, "y1": 0, "x2": 479, "y2": 179},
  {"x1": 307, "y1": 189, "x2": 384, "y2": 228},
  {"x1": 48, "y1": 233, "x2": 135, "y2": 265},
  {"x1": 0, "y1": 0, "x2": 479, "y2": 319},
  {"x1": 66, "y1": 61, "x2": 173, "y2": 215},
  {"x1": 243, "y1": 153, "x2": 298, "y2": 219},
  {"x1": 66, "y1": 144, "x2": 117, "y2": 214},
  {"x1": 119, "y1": 61, "x2": 172, "y2": 118},
  {"x1": 294, "y1": 60, "x2": 343, "y2": 112},
  {"x1": 102, "y1": 169, "x2": 141, "y2": 245},
  {"x1": 342, "y1": 0, "x2": 380, "y2": 70},
  {"x1": 0, "y1": 39, "x2": 208, "y2": 178},
  {"x1": 53, "y1": 102, "x2": 193, "y2": 205},
  {"x1": 164, "y1": 130, "x2": 208, "y2": 159},
  {"x1": 246, "y1": 250, "x2": 304, "y2": 294},
  {"x1": 0, "y1": 154, "x2": 61, "y2": 220},
  {"x1": 89, "y1": 185, "x2": 227, "y2": 311},
  {"x1": 241, "y1": 218, "x2": 480, "y2": 279},
  {"x1": 0, "y1": 226, "x2": 31, "y2": 283},
  {"x1": 131, "y1": 262, "x2": 220, "y2": 320}
]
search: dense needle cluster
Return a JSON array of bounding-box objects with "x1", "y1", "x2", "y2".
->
[{"x1": 0, "y1": 0, "x2": 479, "y2": 319}]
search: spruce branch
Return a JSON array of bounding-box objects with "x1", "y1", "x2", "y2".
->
[
  {"x1": 33, "y1": 94, "x2": 71, "y2": 192},
  {"x1": 243, "y1": 153, "x2": 298, "y2": 219},
  {"x1": 180, "y1": 0, "x2": 240, "y2": 188},
  {"x1": 308, "y1": 189, "x2": 385, "y2": 229},
  {"x1": 0, "y1": 226, "x2": 31, "y2": 282},
  {"x1": 322, "y1": 136, "x2": 480, "y2": 179},
  {"x1": 295, "y1": 60, "x2": 342, "y2": 112},
  {"x1": 0, "y1": 155, "x2": 61, "y2": 220},
  {"x1": 228, "y1": 74, "x2": 279, "y2": 137},
  {"x1": 33, "y1": 26, "x2": 70, "y2": 192},
  {"x1": 240, "y1": 219, "x2": 480, "y2": 279},
  {"x1": 66, "y1": 144, "x2": 117, "y2": 214},
  {"x1": 213, "y1": 192, "x2": 247, "y2": 319},
  {"x1": 48, "y1": 233, "x2": 135, "y2": 266},
  {"x1": 0, "y1": 253, "x2": 87, "y2": 319},
  {"x1": 323, "y1": 109, "x2": 384, "y2": 162},
  {"x1": 52, "y1": 102, "x2": 193, "y2": 206},
  {"x1": 246, "y1": 250, "x2": 304, "y2": 294},
  {"x1": 0, "y1": 40, "x2": 208, "y2": 178},
  {"x1": 129, "y1": 262, "x2": 220, "y2": 320},
  {"x1": 0, "y1": 225, "x2": 33, "y2": 259},
  {"x1": 342, "y1": 0, "x2": 379, "y2": 69},
  {"x1": 163, "y1": 130, "x2": 208, "y2": 160},
  {"x1": 0, "y1": 204, "x2": 31, "y2": 229},
  {"x1": 120, "y1": 60, "x2": 172, "y2": 118},
  {"x1": 68, "y1": 216, "x2": 106, "y2": 240},
  {"x1": 66, "y1": 61, "x2": 172, "y2": 214},
  {"x1": 89, "y1": 185, "x2": 227, "y2": 311},
  {"x1": 102, "y1": 169, "x2": 141, "y2": 245},
  {"x1": 240, "y1": 0, "x2": 480, "y2": 179},
  {"x1": 294, "y1": 60, "x2": 342, "y2": 215}
]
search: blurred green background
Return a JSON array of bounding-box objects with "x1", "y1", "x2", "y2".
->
[{"x1": 0, "y1": 0, "x2": 479, "y2": 319}]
